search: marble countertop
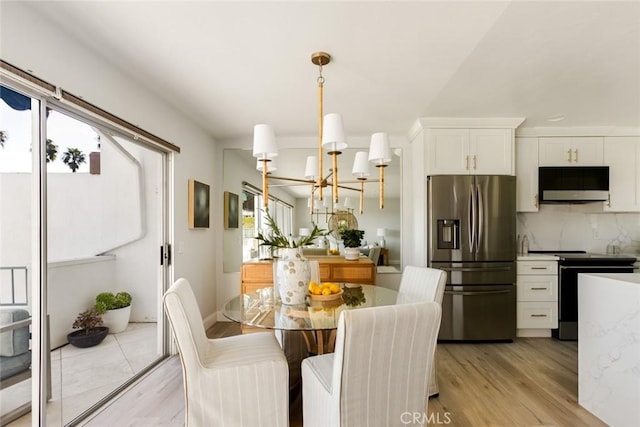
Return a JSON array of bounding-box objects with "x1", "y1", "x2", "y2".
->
[{"x1": 517, "y1": 254, "x2": 559, "y2": 261}]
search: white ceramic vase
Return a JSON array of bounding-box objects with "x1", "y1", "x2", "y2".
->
[
  {"x1": 275, "y1": 248, "x2": 310, "y2": 305},
  {"x1": 344, "y1": 247, "x2": 360, "y2": 260},
  {"x1": 101, "y1": 305, "x2": 131, "y2": 334}
]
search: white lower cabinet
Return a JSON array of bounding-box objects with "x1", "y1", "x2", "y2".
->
[{"x1": 517, "y1": 259, "x2": 558, "y2": 336}]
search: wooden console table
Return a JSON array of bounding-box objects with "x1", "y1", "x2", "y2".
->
[{"x1": 241, "y1": 256, "x2": 376, "y2": 294}]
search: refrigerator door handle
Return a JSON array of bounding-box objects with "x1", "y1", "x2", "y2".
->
[
  {"x1": 476, "y1": 184, "x2": 484, "y2": 254},
  {"x1": 445, "y1": 290, "x2": 512, "y2": 296},
  {"x1": 439, "y1": 266, "x2": 511, "y2": 272},
  {"x1": 469, "y1": 183, "x2": 476, "y2": 252}
]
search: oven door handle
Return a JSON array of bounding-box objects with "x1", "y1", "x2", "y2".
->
[
  {"x1": 445, "y1": 290, "x2": 511, "y2": 296},
  {"x1": 560, "y1": 265, "x2": 636, "y2": 270}
]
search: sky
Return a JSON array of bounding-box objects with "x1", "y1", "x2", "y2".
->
[{"x1": 0, "y1": 98, "x2": 99, "y2": 173}]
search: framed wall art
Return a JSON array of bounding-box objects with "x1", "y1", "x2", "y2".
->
[
  {"x1": 188, "y1": 179, "x2": 210, "y2": 229},
  {"x1": 224, "y1": 191, "x2": 239, "y2": 229}
]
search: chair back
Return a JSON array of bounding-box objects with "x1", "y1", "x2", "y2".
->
[
  {"x1": 368, "y1": 247, "x2": 381, "y2": 265},
  {"x1": 331, "y1": 302, "x2": 441, "y2": 426},
  {"x1": 163, "y1": 278, "x2": 209, "y2": 367},
  {"x1": 396, "y1": 265, "x2": 447, "y2": 305}
]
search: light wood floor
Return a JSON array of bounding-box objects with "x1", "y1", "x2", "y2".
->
[{"x1": 81, "y1": 323, "x2": 606, "y2": 427}]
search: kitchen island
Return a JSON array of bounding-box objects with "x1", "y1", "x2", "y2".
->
[{"x1": 578, "y1": 273, "x2": 640, "y2": 426}]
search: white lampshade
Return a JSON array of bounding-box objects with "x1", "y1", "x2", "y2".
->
[
  {"x1": 352, "y1": 151, "x2": 370, "y2": 178},
  {"x1": 304, "y1": 155, "x2": 319, "y2": 179},
  {"x1": 368, "y1": 132, "x2": 392, "y2": 165},
  {"x1": 299, "y1": 227, "x2": 311, "y2": 237},
  {"x1": 377, "y1": 228, "x2": 387, "y2": 237},
  {"x1": 256, "y1": 158, "x2": 277, "y2": 173},
  {"x1": 321, "y1": 113, "x2": 348, "y2": 152},
  {"x1": 252, "y1": 124, "x2": 278, "y2": 159}
]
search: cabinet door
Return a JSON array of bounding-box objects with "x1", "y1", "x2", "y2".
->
[
  {"x1": 426, "y1": 129, "x2": 470, "y2": 175},
  {"x1": 538, "y1": 137, "x2": 572, "y2": 165},
  {"x1": 470, "y1": 129, "x2": 514, "y2": 175},
  {"x1": 515, "y1": 137, "x2": 539, "y2": 212},
  {"x1": 604, "y1": 137, "x2": 640, "y2": 212},
  {"x1": 571, "y1": 137, "x2": 603, "y2": 165}
]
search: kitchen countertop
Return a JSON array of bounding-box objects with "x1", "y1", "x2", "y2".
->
[
  {"x1": 517, "y1": 254, "x2": 559, "y2": 261},
  {"x1": 578, "y1": 273, "x2": 640, "y2": 425}
]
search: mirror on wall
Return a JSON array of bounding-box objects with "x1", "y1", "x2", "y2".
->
[{"x1": 223, "y1": 148, "x2": 402, "y2": 273}]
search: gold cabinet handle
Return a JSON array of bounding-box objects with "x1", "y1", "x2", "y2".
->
[
  {"x1": 530, "y1": 314, "x2": 548, "y2": 318},
  {"x1": 531, "y1": 267, "x2": 548, "y2": 270},
  {"x1": 530, "y1": 287, "x2": 548, "y2": 290},
  {"x1": 567, "y1": 149, "x2": 572, "y2": 162},
  {"x1": 534, "y1": 193, "x2": 538, "y2": 208},
  {"x1": 607, "y1": 193, "x2": 611, "y2": 207},
  {"x1": 473, "y1": 155, "x2": 477, "y2": 170},
  {"x1": 574, "y1": 149, "x2": 578, "y2": 163},
  {"x1": 465, "y1": 155, "x2": 469, "y2": 170}
]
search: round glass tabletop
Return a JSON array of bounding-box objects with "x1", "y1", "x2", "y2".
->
[{"x1": 223, "y1": 284, "x2": 399, "y2": 331}]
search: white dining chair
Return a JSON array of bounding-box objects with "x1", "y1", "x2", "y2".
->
[
  {"x1": 163, "y1": 278, "x2": 289, "y2": 427},
  {"x1": 302, "y1": 302, "x2": 441, "y2": 427},
  {"x1": 396, "y1": 265, "x2": 447, "y2": 397}
]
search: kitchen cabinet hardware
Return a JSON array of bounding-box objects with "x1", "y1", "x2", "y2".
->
[{"x1": 531, "y1": 314, "x2": 548, "y2": 317}]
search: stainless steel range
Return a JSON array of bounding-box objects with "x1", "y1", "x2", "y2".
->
[{"x1": 532, "y1": 251, "x2": 637, "y2": 341}]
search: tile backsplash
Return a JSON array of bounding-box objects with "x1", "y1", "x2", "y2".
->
[{"x1": 517, "y1": 204, "x2": 640, "y2": 255}]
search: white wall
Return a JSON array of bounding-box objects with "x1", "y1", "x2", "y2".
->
[
  {"x1": 1, "y1": 2, "x2": 218, "y2": 322},
  {"x1": 518, "y1": 205, "x2": 640, "y2": 254}
]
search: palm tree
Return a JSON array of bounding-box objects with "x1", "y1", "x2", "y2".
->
[
  {"x1": 46, "y1": 139, "x2": 58, "y2": 163},
  {"x1": 62, "y1": 147, "x2": 86, "y2": 173},
  {"x1": 0, "y1": 130, "x2": 7, "y2": 148}
]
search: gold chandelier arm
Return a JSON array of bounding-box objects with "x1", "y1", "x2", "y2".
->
[
  {"x1": 268, "y1": 175, "x2": 316, "y2": 184},
  {"x1": 378, "y1": 165, "x2": 387, "y2": 209},
  {"x1": 360, "y1": 180, "x2": 365, "y2": 214},
  {"x1": 262, "y1": 159, "x2": 269, "y2": 209},
  {"x1": 332, "y1": 152, "x2": 339, "y2": 203}
]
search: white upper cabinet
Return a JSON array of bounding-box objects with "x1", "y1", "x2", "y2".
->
[
  {"x1": 515, "y1": 137, "x2": 539, "y2": 212},
  {"x1": 603, "y1": 137, "x2": 640, "y2": 212},
  {"x1": 538, "y1": 137, "x2": 604, "y2": 166},
  {"x1": 427, "y1": 128, "x2": 514, "y2": 175}
]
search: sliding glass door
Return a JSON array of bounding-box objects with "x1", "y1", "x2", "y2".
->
[{"x1": 1, "y1": 81, "x2": 172, "y2": 426}]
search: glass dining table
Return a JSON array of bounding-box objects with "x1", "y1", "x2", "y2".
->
[{"x1": 223, "y1": 284, "x2": 399, "y2": 355}]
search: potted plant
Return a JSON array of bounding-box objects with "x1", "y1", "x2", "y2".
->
[
  {"x1": 95, "y1": 291, "x2": 132, "y2": 334},
  {"x1": 256, "y1": 211, "x2": 326, "y2": 305},
  {"x1": 340, "y1": 229, "x2": 365, "y2": 260},
  {"x1": 67, "y1": 307, "x2": 109, "y2": 348}
]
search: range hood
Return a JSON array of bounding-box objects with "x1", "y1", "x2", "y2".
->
[{"x1": 539, "y1": 166, "x2": 609, "y2": 203}]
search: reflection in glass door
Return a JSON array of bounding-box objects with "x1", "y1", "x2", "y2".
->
[{"x1": 1, "y1": 82, "x2": 171, "y2": 426}]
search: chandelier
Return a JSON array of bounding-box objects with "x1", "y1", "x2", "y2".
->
[{"x1": 252, "y1": 51, "x2": 392, "y2": 215}]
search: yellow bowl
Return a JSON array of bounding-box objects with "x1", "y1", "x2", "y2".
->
[{"x1": 308, "y1": 289, "x2": 344, "y2": 302}]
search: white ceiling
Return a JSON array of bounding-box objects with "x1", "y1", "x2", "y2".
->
[{"x1": 17, "y1": 1, "x2": 640, "y2": 198}]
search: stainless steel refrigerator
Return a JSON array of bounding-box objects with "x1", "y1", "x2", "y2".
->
[{"x1": 428, "y1": 175, "x2": 516, "y2": 341}]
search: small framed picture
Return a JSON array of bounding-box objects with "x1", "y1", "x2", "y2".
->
[
  {"x1": 188, "y1": 179, "x2": 210, "y2": 229},
  {"x1": 224, "y1": 191, "x2": 239, "y2": 229}
]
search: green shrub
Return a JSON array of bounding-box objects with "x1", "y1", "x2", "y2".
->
[
  {"x1": 72, "y1": 307, "x2": 103, "y2": 334},
  {"x1": 95, "y1": 291, "x2": 132, "y2": 313}
]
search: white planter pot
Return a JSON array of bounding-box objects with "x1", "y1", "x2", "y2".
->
[
  {"x1": 275, "y1": 248, "x2": 310, "y2": 305},
  {"x1": 101, "y1": 305, "x2": 131, "y2": 334},
  {"x1": 344, "y1": 247, "x2": 360, "y2": 260}
]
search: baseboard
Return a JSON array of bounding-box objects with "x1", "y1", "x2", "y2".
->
[{"x1": 517, "y1": 328, "x2": 552, "y2": 338}]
